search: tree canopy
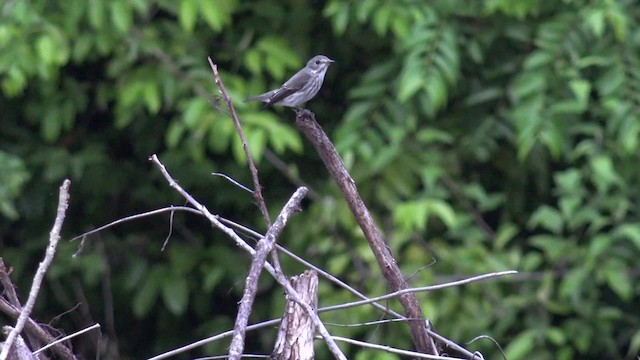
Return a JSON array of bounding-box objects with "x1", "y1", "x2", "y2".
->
[{"x1": 1, "y1": 0, "x2": 639, "y2": 359}]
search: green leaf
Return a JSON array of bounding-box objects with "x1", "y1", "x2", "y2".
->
[
  {"x1": 560, "y1": 268, "x2": 588, "y2": 300},
  {"x1": 528, "y1": 206, "x2": 563, "y2": 233},
  {"x1": 495, "y1": 223, "x2": 518, "y2": 249},
  {"x1": 0, "y1": 152, "x2": 30, "y2": 220},
  {"x1": 143, "y1": 82, "x2": 161, "y2": 114},
  {"x1": 182, "y1": 98, "x2": 209, "y2": 128},
  {"x1": 512, "y1": 72, "x2": 546, "y2": 100},
  {"x1": 505, "y1": 330, "x2": 536, "y2": 359},
  {"x1": 323, "y1": 0, "x2": 350, "y2": 35},
  {"x1": 614, "y1": 223, "x2": 640, "y2": 251},
  {"x1": 133, "y1": 267, "x2": 164, "y2": 317},
  {"x1": 589, "y1": 155, "x2": 620, "y2": 192},
  {"x1": 110, "y1": 0, "x2": 132, "y2": 33},
  {"x1": 397, "y1": 59, "x2": 423, "y2": 102},
  {"x1": 197, "y1": 0, "x2": 234, "y2": 32},
  {"x1": 36, "y1": 35, "x2": 57, "y2": 65},
  {"x1": 530, "y1": 235, "x2": 568, "y2": 262},
  {"x1": 602, "y1": 259, "x2": 632, "y2": 301},
  {"x1": 162, "y1": 276, "x2": 189, "y2": 315},
  {"x1": 42, "y1": 108, "x2": 62, "y2": 142},
  {"x1": 166, "y1": 121, "x2": 186, "y2": 148},
  {"x1": 179, "y1": 0, "x2": 198, "y2": 32},
  {"x1": 88, "y1": 0, "x2": 106, "y2": 29}
]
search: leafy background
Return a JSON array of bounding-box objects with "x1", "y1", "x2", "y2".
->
[{"x1": 1, "y1": 0, "x2": 639, "y2": 359}]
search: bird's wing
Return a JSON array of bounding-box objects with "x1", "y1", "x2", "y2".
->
[{"x1": 265, "y1": 68, "x2": 309, "y2": 107}]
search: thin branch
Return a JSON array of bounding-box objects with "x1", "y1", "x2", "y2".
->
[
  {"x1": 33, "y1": 324, "x2": 101, "y2": 355},
  {"x1": 207, "y1": 58, "x2": 272, "y2": 228},
  {"x1": 228, "y1": 188, "x2": 308, "y2": 359},
  {"x1": 331, "y1": 336, "x2": 467, "y2": 360},
  {"x1": 0, "y1": 179, "x2": 73, "y2": 360},
  {"x1": 70, "y1": 206, "x2": 199, "y2": 242},
  {"x1": 161, "y1": 207, "x2": 176, "y2": 251},
  {"x1": 212, "y1": 173, "x2": 254, "y2": 193},
  {"x1": 320, "y1": 271, "x2": 517, "y2": 313},
  {"x1": 148, "y1": 319, "x2": 282, "y2": 360},
  {"x1": 467, "y1": 335, "x2": 505, "y2": 360}
]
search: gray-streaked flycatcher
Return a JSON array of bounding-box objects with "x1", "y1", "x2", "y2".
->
[{"x1": 245, "y1": 55, "x2": 334, "y2": 108}]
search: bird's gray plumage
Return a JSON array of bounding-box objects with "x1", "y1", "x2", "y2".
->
[{"x1": 245, "y1": 55, "x2": 334, "y2": 108}]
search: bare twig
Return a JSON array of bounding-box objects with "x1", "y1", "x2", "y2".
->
[
  {"x1": 33, "y1": 324, "x2": 100, "y2": 355},
  {"x1": 148, "y1": 319, "x2": 282, "y2": 360},
  {"x1": 295, "y1": 110, "x2": 438, "y2": 354},
  {"x1": 70, "y1": 206, "x2": 199, "y2": 243},
  {"x1": 228, "y1": 188, "x2": 308, "y2": 359},
  {"x1": 331, "y1": 336, "x2": 466, "y2": 360},
  {"x1": 212, "y1": 173, "x2": 253, "y2": 193},
  {"x1": 320, "y1": 271, "x2": 517, "y2": 313},
  {"x1": 0, "y1": 179, "x2": 72, "y2": 360},
  {"x1": 272, "y1": 271, "x2": 317, "y2": 359},
  {"x1": 207, "y1": 58, "x2": 272, "y2": 228}
]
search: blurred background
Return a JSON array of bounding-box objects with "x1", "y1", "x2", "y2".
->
[{"x1": 1, "y1": 0, "x2": 639, "y2": 359}]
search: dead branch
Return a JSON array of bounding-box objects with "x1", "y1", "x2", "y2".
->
[
  {"x1": 295, "y1": 110, "x2": 438, "y2": 355},
  {"x1": 228, "y1": 188, "x2": 308, "y2": 359},
  {"x1": 272, "y1": 270, "x2": 318, "y2": 360},
  {"x1": 207, "y1": 58, "x2": 272, "y2": 228},
  {"x1": 0, "y1": 180, "x2": 75, "y2": 360}
]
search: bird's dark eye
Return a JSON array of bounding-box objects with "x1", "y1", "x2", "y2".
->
[{"x1": 315, "y1": 60, "x2": 321, "y2": 65}]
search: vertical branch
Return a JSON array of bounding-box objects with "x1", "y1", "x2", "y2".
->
[
  {"x1": 227, "y1": 188, "x2": 307, "y2": 360},
  {"x1": 272, "y1": 270, "x2": 318, "y2": 360},
  {"x1": 207, "y1": 57, "x2": 272, "y2": 228},
  {"x1": 0, "y1": 180, "x2": 71, "y2": 360},
  {"x1": 294, "y1": 110, "x2": 439, "y2": 355}
]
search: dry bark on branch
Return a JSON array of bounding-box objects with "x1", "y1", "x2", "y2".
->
[
  {"x1": 295, "y1": 110, "x2": 438, "y2": 355},
  {"x1": 272, "y1": 270, "x2": 318, "y2": 360}
]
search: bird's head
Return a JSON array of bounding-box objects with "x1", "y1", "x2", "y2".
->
[{"x1": 306, "y1": 55, "x2": 334, "y2": 73}]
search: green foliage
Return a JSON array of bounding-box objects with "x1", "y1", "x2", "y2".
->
[{"x1": 2, "y1": 0, "x2": 640, "y2": 359}]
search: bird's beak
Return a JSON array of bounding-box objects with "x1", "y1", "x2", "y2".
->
[{"x1": 328, "y1": 59, "x2": 335, "y2": 63}]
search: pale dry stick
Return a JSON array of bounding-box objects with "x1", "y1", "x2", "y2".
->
[
  {"x1": 149, "y1": 155, "x2": 346, "y2": 360},
  {"x1": 212, "y1": 173, "x2": 253, "y2": 193},
  {"x1": 33, "y1": 324, "x2": 101, "y2": 355},
  {"x1": 331, "y1": 336, "x2": 468, "y2": 360},
  {"x1": 320, "y1": 270, "x2": 518, "y2": 313},
  {"x1": 0, "y1": 179, "x2": 72, "y2": 360},
  {"x1": 228, "y1": 188, "x2": 307, "y2": 360},
  {"x1": 70, "y1": 206, "x2": 200, "y2": 243},
  {"x1": 207, "y1": 58, "x2": 271, "y2": 228},
  {"x1": 194, "y1": 355, "x2": 270, "y2": 360},
  {"x1": 148, "y1": 319, "x2": 281, "y2": 360}
]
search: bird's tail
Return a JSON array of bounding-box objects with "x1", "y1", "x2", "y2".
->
[{"x1": 244, "y1": 90, "x2": 276, "y2": 103}]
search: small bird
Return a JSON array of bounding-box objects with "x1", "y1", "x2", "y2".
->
[{"x1": 245, "y1": 55, "x2": 334, "y2": 109}]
